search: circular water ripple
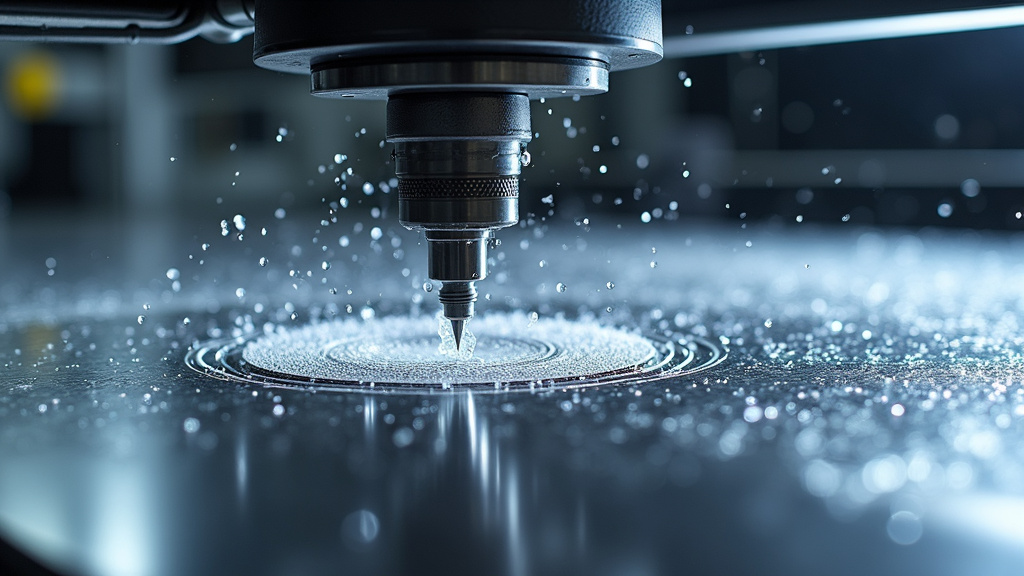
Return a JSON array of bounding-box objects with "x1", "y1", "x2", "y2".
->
[{"x1": 186, "y1": 313, "x2": 725, "y2": 393}]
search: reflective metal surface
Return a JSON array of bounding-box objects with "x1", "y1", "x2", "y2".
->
[
  {"x1": 312, "y1": 58, "x2": 611, "y2": 100},
  {"x1": 1, "y1": 212, "x2": 1023, "y2": 575}
]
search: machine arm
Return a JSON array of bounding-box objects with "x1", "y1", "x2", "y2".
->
[{"x1": 0, "y1": 0, "x2": 253, "y2": 44}]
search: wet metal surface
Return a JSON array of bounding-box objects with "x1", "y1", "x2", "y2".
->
[{"x1": 2, "y1": 213, "x2": 1024, "y2": 575}]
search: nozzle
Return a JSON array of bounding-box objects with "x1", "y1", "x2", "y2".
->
[
  {"x1": 450, "y1": 319, "x2": 467, "y2": 350},
  {"x1": 438, "y1": 281, "x2": 477, "y2": 349},
  {"x1": 389, "y1": 93, "x2": 530, "y2": 332}
]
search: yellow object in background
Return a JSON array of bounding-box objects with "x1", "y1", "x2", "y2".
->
[{"x1": 5, "y1": 50, "x2": 62, "y2": 120}]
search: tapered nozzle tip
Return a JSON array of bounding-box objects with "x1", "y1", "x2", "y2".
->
[
  {"x1": 450, "y1": 319, "x2": 466, "y2": 350},
  {"x1": 438, "y1": 281, "x2": 476, "y2": 350}
]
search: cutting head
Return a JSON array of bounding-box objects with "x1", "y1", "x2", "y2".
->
[{"x1": 252, "y1": 0, "x2": 664, "y2": 344}]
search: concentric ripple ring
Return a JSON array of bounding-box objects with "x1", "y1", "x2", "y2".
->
[{"x1": 186, "y1": 313, "x2": 725, "y2": 393}]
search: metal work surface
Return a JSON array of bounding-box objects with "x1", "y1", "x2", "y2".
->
[{"x1": 1, "y1": 213, "x2": 1023, "y2": 575}]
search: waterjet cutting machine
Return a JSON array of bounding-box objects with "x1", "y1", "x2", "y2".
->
[{"x1": 3, "y1": 0, "x2": 1024, "y2": 345}]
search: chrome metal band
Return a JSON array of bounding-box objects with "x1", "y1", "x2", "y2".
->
[
  {"x1": 426, "y1": 231, "x2": 491, "y2": 283},
  {"x1": 394, "y1": 142, "x2": 524, "y2": 178},
  {"x1": 312, "y1": 56, "x2": 609, "y2": 100},
  {"x1": 400, "y1": 196, "x2": 518, "y2": 231}
]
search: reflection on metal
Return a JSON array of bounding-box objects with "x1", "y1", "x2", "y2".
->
[
  {"x1": 435, "y1": 393, "x2": 530, "y2": 573},
  {"x1": 235, "y1": 429, "x2": 248, "y2": 507},
  {"x1": 364, "y1": 396, "x2": 376, "y2": 437},
  {"x1": 665, "y1": 6, "x2": 1024, "y2": 57},
  {"x1": 91, "y1": 459, "x2": 154, "y2": 576},
  {"x1": 933, "y1": 494, "x2": 1024, "y2": 546}
]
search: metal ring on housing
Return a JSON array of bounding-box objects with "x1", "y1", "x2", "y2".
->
[
  {"x1": 312, "y1": 57, "x2": 610, "y2": 99},
  {"x1": 395, "y1": 142, "x2": 524, "y2": 177}
]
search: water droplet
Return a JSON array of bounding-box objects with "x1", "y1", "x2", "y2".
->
[
  {"x1": 370, "y1": 227, "x2": 383, "y2": 240},
  {"x1": 137, "y1": 315, "x2": 146, "y2": 325},
  {"x1": 274, "y1": 208, "x2": 286, "y2": 219},
  {"x1": 556, "y1": 282, "x2": 567, "y2": 293},
  {"x1": 960, "y1": 178, "x2": 980, "y2": 198},
  {"x1": 636, "y1": 154, "x2": 650, "y2": 169},
  {"x1": 183, "y1": 417, "x2": 200, "y2": 433},
  {"x1": 393, "y1": 427, "x2": 414, "y2": 448},
  {"x1": 887, "y1": 511, "x2": 922, "y2": 545},
  {"x1": 743, "y1": 406, "x2": 763, "y2": 423},
  {"x1": 235, "y1": 288, "x2": 245, "y2": 299},
  {"x1": 342, "y1": 510, "x2": 380, "y2": 545},
  {"x1": 170, "y1": 156, "x2": 176, "y2": 162},
  {"x1": 841, "y1": 214, "x2": 851, "y2": 222},
  {"x1": 259, "y1": 257, "x2": 268, "y2": 267},
  {"x1": 233, "y1": 214, "x2": 246, "y2": 231},
  {"x1": 422, "y1": 282, "x2": 433, "y2": 293},
  {"x1": 937, "y1": 203, "x2": 953, "y2": 218},
  {"x1": 934, "y1": 114, "x2": 959, "y2": 140},
  {"x1": 321, "y1": 261, "x2": 331, "y2": 271},
  {"x1": 764, "y1": 319, "x2": 773, "y2": 328},
  {"x1": 339, "y1": 236, "x2": 350, "y2": 247},
  {"x1": 362, "y1": 182, "x2": 374, "y2": 195},
  {"x1": 273, "y1": 404, "x2": 285, "y2": 417},
  {"x1": 606, "y1": 282, "x2": 615, "y2": 290},
  {"x1": 166, "y1": 267, "x2": 180, "y2": 280},
  {"x1": 183, "y1": 317, "x2": 191, "y2": 325},
  {"x1": 641, "y1": 212, "x2": 652, "y2": 223}
]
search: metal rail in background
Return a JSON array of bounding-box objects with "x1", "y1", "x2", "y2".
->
[
  {"x1": 662, "y1": 0, "x2": 1024, "y2": 57},
  {"x1": 3, "y1": 1, "x2": 1024, "y2": 51},
  {"x1": 3, "y1": 0, "x2": 1024, "y2": 51}
]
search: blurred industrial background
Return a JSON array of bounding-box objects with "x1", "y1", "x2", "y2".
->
[{"x1": 3, "y1": 25, "x2": 1024, "y2": 228}]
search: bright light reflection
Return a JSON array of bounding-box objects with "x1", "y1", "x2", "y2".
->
[
  {"x1": 933, "y1": 494, "x2": 1024, "y2": 545},
  {"x1": 91, "y1": 463, "x2": 154, "y2": 576},
  {"x1": 665, "y1": 7, "x2": 1024, "y2": 57}
]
